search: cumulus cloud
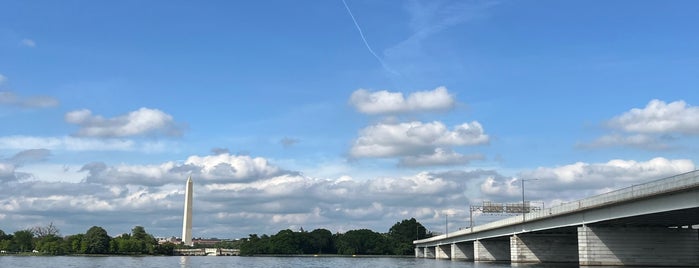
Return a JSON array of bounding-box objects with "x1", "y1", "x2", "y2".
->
[
  {"x1": 0, "y1": 91, "x2": 59, "y2": 108},
  {"x1": 349, "y1": 86, "x2": 455, "y2": 114},
  {"x1": 185, "y1": 153, "x2": 282, "y2": 182},
  {"x1": 65, "y1": 107, "x2": 184, "y2": 138},
  {"x1": 350, "y1": 120, "x2": 488, "y2": 166},
  {"x1": 399, "y1": 148, "x2": 484, "y2": 167},
  {"x1": 481, "y1": 157, "x2": 696, "y2": 202},
  {"x1": 608, "y1": 99, "x2": 699, "y2": 134},
  {"x1": 0, "y1": 151, "x2": 481, "y2": 236},
  {"x1": 0, "y1": 162, "x2": 17, "y2": 182},
  {"x1": 584, "y1": 100, "x2": 699, "y2": 150},
  {"x1": 1, "y1": 150, "x2": 695, "y2": 237},
  {"x1": 0, "y1": 74, "x2": 6, "y2": 85}
]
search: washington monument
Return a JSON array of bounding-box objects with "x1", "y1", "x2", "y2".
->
[{"x1": 182, "y1": 176, "x2": 193, "y2": 246}]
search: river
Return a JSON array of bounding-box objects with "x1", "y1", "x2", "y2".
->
[{"x1": 0, "y1": 256, "x2": 586, "y2": 268}]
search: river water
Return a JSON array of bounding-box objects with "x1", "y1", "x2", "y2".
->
[{"x1": 0, "y1": 256, "x2": 585, "y2": 268}]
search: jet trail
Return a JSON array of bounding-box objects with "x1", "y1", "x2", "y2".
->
[{"x1": 342, "y1": 0, "x2": 398, "y2": 75}]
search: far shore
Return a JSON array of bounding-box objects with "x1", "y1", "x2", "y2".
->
[{"x1": 1, "y1": 253, "x2": 414, "y2": 258}]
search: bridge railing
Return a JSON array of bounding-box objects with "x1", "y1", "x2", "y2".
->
[
  {"x1": 416, "y1": 170, "x2": 699, "y2": 244},
  {"x1": 575, "y1": 169, "x2": 699, "y2": 211}
]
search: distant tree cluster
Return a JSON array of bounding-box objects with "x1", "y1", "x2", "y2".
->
[
  {"x1": 0, "y1": 218, "x2": 431, "y2": 256},
  {"x1": 0, "y1": 224, "x2": 174, "y2": 255},
  {"x1": 239, "y1": 218, "x2": 431, "y2": 256}
]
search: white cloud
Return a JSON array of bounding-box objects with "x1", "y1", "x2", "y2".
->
[
  {"x1": 65, "y1": 107, "x2": 184, "y2": 137},
  {"x1": 0, "y1": 91, "x2": 59, "y2": 108},
  {"x1": 0, "y1": 135, "x2": 137, "y2": 151},
  {"x1": 0, "y1": 162, "x2": 17, "y2": 182},
  {"x1": 608, "y1": 99, "x2": 699, "y2": 135},
  {"x1": 399, "y1": 148, "x2": 484, "y2": 167},
  {"x1": 580, "y1": 134, "x2": 670, "y2": 150},
  {"x1": 184, "y1": 153, "x2": 281, "y2": 182},
  {"x1": 0, "y1": 151, "x2": 480, "y2": 236},
  {"x1": 21, "y1": 39, "x2": 36, "y2": 47},
  {"x1": 350, "y1": 120, "x2": 489, "y2": 162},
  {"x1": 583, "y1": 99, "x2": 699, "y2": 150},
  {"x1": 349, "y1": 86, "x2": 455, "y2": 114},
  {"x1": 0, "y1": 74, "x2": 6, "y2": 85},
  {"x1": 480, "y1": 157, "x2": 696, "y2": 203},
  {"x1": 1, "y1": 150, "x2": 695, "y2": 238},
  {"x1": 521, "y1": 157, "x2": 694, "y2": 186}
]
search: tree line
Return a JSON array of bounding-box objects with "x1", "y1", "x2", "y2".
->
[
  {"x1": 0, "y1": 218, "x2": 432, "y2": 256},
  {"x1": 0, "y1": 223, "x2": 175, "y2": 255},
  {"x1": 239, "y1": 218, "x2": 431, "y2": 256}
]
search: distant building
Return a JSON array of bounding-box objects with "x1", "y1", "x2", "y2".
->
[
  {"x1": 192, "y1": 238, "x2": 220, "y2": 246},
  {"x1": 156, "y1": 236, "x2": 180, "y2": 245}
]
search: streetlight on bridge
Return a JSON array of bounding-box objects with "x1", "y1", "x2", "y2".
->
[
  {"x1": 521, "y1": 178, "x2": 539, "y2": 223},
  {"x1": 442, "y1": 209, "x2": 455, "y2": 238}
]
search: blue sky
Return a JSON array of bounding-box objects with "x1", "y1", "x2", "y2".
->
[{"x1": 1, "y1": 0, "x2": 698, "y2": 238}]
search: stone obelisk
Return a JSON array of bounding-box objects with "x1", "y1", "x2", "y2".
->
[{"x1": 181, "y1": 176, "x2": 193, "y2": 246}]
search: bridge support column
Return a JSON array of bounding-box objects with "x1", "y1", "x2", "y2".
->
[
  {"x1": 435, "y1": 244, "x2": 451, "y2": 259},
  {"x1": 424, "y1": 246, "x2": 436, "y2": 259},
  {"x1": 452, "y1": 242, "x2": 474, "y2": 261},
  {"x1": 474, "y1": 238, "x2": 510, "y2": 261},
  {"x1": 510, "y1": 233, "x2": 578, "y2": 263},
  {"x1": 415, "y1": 247, "x2": 424, "y2": 258},
  {"x1": 578, "y1": 226, "x2": 699, "y2": 266}
]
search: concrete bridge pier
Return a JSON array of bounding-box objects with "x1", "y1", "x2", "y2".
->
[
  {"x1": 452, "y1": 242, "x2": 474, "y2": 261},
  {"x1": 510, "y1": 232, "x2": 578, "y2": 263},
  {"x1": 474, "y1": 238, "x2": 510, "y2": 261},
  {"x1": 435, "y1": 244, "x2": 451, "y2": 259},
  {"x1": 424, "y1": 246, "x2": 436, "y2": 259},
  {"x1": 415, "y1": 247, "x2": 424, "y2": 258},
  {"x1": 578, "y1": 226, "x2": 699, "y2": 266}
]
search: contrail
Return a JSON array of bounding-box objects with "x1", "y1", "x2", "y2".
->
[{"x1": 341, "y1": 0, "x2": 398, "y2": 75}]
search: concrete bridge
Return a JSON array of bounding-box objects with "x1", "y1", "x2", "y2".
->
[{"x1": 414, "y1": 170, "x2": 699, "y2": 266}]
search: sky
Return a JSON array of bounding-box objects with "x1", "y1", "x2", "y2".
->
[{"x1": 0, "y1": 0, "x2": 698, "y2": 239}]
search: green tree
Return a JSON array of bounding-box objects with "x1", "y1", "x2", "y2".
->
[
  {"x1": 131, "y1": 226, "x2": 147, "y2": 241},
  {"x1": 83, "y1": 226, "x2": 111, "y2": 254},
  {"x1": 0, "y1": 230, "x2": 12, "y2": 252},
  {"x1": 64, "y1": 234, "x2": 84, "y2": 254},
  {"x1": 13, "y1": 230, "x2": 34, "y2": 252},
  {"x1": 239, "y1": 234, "x2": 271, "y2": 255},
  {"x1": 270, "y1": 229, "x2": 302, "y2": 254},
  {"x1": 309, "y1": 228, "x2": 334, "y2": 254},
  {"x1": 336, "y1": 229, "x2": 390, "y2": 255},
  {"x1": 388, "y1": 218, "x2": 428, "y2": 255},
  {"x1": 35, "y1": 234, "x2": 66, "y2": 255},
  {"x1": 153, "y1": 242, "x2": 175, "y2": 255}
]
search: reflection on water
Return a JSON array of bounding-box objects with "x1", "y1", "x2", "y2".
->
[
  {"x1": 180, "y1": 256, "x2": 190, "y2": 268},
  {"x1": 0, "y1": 256, "x2": 671, "y2": 268}
]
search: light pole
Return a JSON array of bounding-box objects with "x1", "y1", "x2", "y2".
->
[
  {"x1": 443, "y1": 210, "x2": 454, "y2": 238},
  {"x1": 445, "y1": 213, "x2": 448, "y2": 238},
  {"x1": 521, "y1": 178, "x2": 538, "y2": 223}
]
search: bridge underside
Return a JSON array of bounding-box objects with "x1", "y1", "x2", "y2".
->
[{"x1": 590, "y1": 206, "x2": 699, "y2": 228}]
